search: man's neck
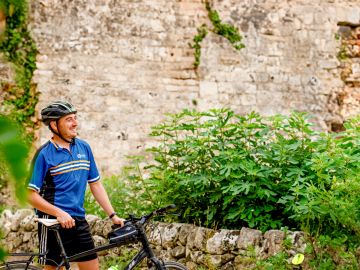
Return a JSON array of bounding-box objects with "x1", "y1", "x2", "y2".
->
[{"x1": 52, "y1": 135, "x2": 71, "y2": 150}]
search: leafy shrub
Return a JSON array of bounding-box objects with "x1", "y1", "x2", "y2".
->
[
  {"x1": 144, "y1": 109, "x2": 359, "y2": 238},
  {"x1": 0, "y1": 0, "x2": 38, "y2": 143},
  {"x1": 84, "y1": 109, "x2": 359, "y2": 268},
  {"x1": 85, "y1": 109, "x2": 360, "y2": 265},
  {"x1": 84, "y1": 156, "x2": 158, "y2": 219}
]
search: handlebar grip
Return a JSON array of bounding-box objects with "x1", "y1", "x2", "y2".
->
[
  {"x1": 111, "y1": 220, "x2": 131, "y2": 230},
  {"x1": 156, "y1": 204, "x2": 176, "y2": 214},
  {"x1": 111, "y1": 224, "x2": 122, "y2": 230}
]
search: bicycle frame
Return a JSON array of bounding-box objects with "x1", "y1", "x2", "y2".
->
[
  {"x1": 2, "y1": 252, "x2": 46, "y2": 270},
  {"x1": 52, "y1": 222, "x2": 166, "y2": 270},
  {"x1": 2, "y1": 205, "x2": 179, "y2": 270}
]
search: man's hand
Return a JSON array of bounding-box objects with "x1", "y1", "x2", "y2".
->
[
  {"x1": 57, "y1": 211, "x2": 76, "y2": 229},
  {"x1": 111, "y1": 215, "x2": 125, "y2": 227}
]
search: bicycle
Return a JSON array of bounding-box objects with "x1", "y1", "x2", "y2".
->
[{"x1": 0, "y1": 205, "x2": 188, "y2": 270}]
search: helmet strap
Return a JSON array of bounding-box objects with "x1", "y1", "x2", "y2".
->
[{"x1": 49, "y1": 120, "x2": 74, "y2": 144}]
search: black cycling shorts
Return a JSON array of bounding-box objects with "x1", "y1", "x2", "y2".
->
[{"x1": 38, "y1": 215, "x2": 98, "y2": 266}]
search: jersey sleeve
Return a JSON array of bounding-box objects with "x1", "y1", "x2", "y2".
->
[
  {"x1": 87, "y1": 146, "x2": 100, "y2": 183},
  {"x1": 28, "y1": 152, "x2": 49, "y2": 193}
]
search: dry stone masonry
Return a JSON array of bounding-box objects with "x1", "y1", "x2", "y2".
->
[
  {"x1": 331, "y1": 23, "x2": 360, "y2": 131},
  {"x1": 1, "y1": 0, "x2": 360, "y2": 175},
  {"x1": 1, "y1": 209, "x2": 307, "y2": 270}
]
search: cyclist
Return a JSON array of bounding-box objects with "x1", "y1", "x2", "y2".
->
[{"x1": 28, "y1": 101, "x2": 124, "y2": 270}]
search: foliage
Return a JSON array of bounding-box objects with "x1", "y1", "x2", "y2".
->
[
  {"x1": 0, "y1": 116, "x2": 29, "y2": 202},
  {"x1": 189, "y1": 24, "x2": 207, "y2": 69},
  {"x1": 307, "y1": 235, "x2": 359, "y2": 270},
  {"x1": 0, "y1": 116, "x2": 30, "y2": 260},
  {"x1": 85, "y1": 109, "x2": 360, "y2": 269},
  {"x1": 143, "y1": 109, "x2": 360, "y2": 240},
  {"x1": 189, "y1": 1, "x2": 245, "y2": 69},
  {"x1": 337, "y1": 44, "x2": 348, "y2": 61},
  {"x1": 205, "y1": 1, "x2": 245, "y2": 50},
  {"x1": 99, "y1": 248, "x2": 138, "y2": 270},
  {"x1": 0, "y1": 0, "x2": 38, "y2": 143},
  {"x1": 255, "y1": 252, "x2": 291, "y2": 270},
  {"x1": 84, "y1": 156, "x2": 159, "y2": 219}
]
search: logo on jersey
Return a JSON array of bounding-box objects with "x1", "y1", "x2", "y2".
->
[{"x1": 77, "y1": 153, "x2": 86, "y2": 159}]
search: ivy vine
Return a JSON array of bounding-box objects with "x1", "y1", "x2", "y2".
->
[
  {"x1": 0, "y1": 0, "x2": 38, "y2": 143},
  {"x1": 189, "y1": 24, "x2": 208, "y2": 69},
  {"x1": 189, "y1": 1, "x2": 245, "y2": 69}
]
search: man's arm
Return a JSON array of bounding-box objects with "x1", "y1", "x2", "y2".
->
[
  {"x1": 28, "y1": 190, "x2": 75, "y2": 228},
  {"x1": 89, "y1": 181, "x2": 124, "y2": 226}
]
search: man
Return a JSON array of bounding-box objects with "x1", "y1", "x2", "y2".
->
[{"x1": 28, "y1": 101, "x2": 124, "y2": 270}]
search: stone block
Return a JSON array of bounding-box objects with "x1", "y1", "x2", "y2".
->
[
  {"x1": 171, "y1": 245, "x2": 186, "y2": 259},
  {"x1": 206, "y1": 229, "x2": 240, "y2": 255},
  {"x1": 262, "y1": 230, "x2": 285, "y2": 256},
  {"x1": 236, "y1": 227, "x2": 263, "y2": 250},
  {"x1": 161, "y1": 223, "x2": 182, "y2": 249},
  {"x1": 187, "y1": 227, "x2": 215, "y2": 251},
  {"x1": 179, "y1": 224, "x2": 196, "y2": 246},
  {"x1": 199, "y1": 81, "x2": 218, "y2": 98},
  {"x1": 239, "y1": 94, "x2": 257, "y2": 106}
]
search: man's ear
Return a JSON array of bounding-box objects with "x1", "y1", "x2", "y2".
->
[{"x1": 49, "y1": 121, "x2": 57, "y2": 131}]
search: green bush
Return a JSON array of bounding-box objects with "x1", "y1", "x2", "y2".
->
[
  {"x1": 144, "y1": 109, "x2": 359, "y2": 237},
  {"x1": 84, "y1": 109, "x2": 359, "y2": 268},
  {"x1": 0, "y1": 0, "x2": 38, "y2": 143},
  {"x1": 84, "y1": 156, "x2": 159, "y2": 219}
]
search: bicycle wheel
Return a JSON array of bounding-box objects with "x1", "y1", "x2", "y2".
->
[
  {"x1": 0, "y1": 264, "x2": 41, "y2": 270},
  {"x1": 151, "y1": 261, "x2": 188, "y2": 270},
  {"x1": 164, "y1": 261, "x2": 188, "y2": 270}
]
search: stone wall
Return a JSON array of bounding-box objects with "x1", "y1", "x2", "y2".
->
[
  {"x1": 1, "y1": 209, "x2": 307, "y2": 270},
  {"x1": 1, "y1": 0, "x2": 360, "y2": 174}
]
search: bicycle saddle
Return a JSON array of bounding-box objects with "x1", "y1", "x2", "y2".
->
[{"x1": 36, "y1": 218, "x2": 60, "y2": 227}]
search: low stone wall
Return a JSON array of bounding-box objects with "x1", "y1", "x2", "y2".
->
[{"x1": 0, "y1": 209, "x2": 306, "y2": 269}]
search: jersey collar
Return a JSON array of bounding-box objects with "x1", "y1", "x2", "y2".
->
[{"x1": 50, "y1": 138, "x2": 76, "y2": 151}]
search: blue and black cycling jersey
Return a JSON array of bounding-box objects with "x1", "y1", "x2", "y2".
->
[{"x1": 28, "y1": 138, "x2": 100, "y2": 217}]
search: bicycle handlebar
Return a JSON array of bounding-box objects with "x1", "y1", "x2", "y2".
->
[{"x1": 112, "y1": 204, "x2": 177, "y2": 229}]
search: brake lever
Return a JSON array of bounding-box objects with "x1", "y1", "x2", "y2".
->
[{"x1": 111, "y1": 224, "x2": 122, "y2": 230}]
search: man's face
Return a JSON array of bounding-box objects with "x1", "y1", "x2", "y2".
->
[{"x1": 52, "y1": 113, "x2": 78, "y2": 139}]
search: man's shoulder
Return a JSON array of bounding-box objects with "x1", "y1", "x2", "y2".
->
[
  {"x1": 31, "y1": 141, "x2": 52, "y2": 162},
  {"x1": 36, "y1": 141, "x2": 52, "y2": 155}
]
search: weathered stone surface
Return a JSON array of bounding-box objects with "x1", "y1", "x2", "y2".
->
[
  {"x1": 86, "y1": 214, "x2": 101, "y2": 230},
  {"x1": 148, "y1": 222, "x2": 165, "y2": 246},
  {"x1": 287, "y1": 231, "x2": 307, "y2": 254},
  {"x1": 0, "y1": 209, "x2": 311, "y2": 269},
  {"x1": 178, "y1": 223, "x2": 195, "y2": 245},
  {"x1": 236, "y1": 227, "x2": 262, "y2": 250},
  {"x1": 159, "y1": 249, "x2": 173, "y2": 261},
  {"x1": 10, "y1": 209, "x2": 34, "y2": 232},
  {"x1": 93, "y1": 235, "x2": 108, "y2": 256},
  {"x1": 187, "y1": 226, "x2": 215, "y2": 251},
  {"x1": 171, "y1": 245, "x2": 186, "y2": 259},
  {"x1": 3, "y1": 0, "x2": 354, "y2": 175},
  {"x1": 222, "y1": 260, "x2": 235, "y2": 270},
  {"x1": 234, "y1": 255, "x2": 256, "y2": 270},
  {"x1": 206, "y1": 229, "x2": 240, "y2": 255},
  {"x1": 205, "y1": 254, "x2": 223, "y2": 268},
  {"x1": 0, "y1": 209, "x2": 13, "y2": 237},
  {"x1": 262, "y1": 229, "x2": 285, "y2": 256},
  {"x1": 185, "y1": 261, "x2": 198, "y2": 270},
  {"x1": 161, "y1": 223, "x2": 182, "y2": 249}
]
